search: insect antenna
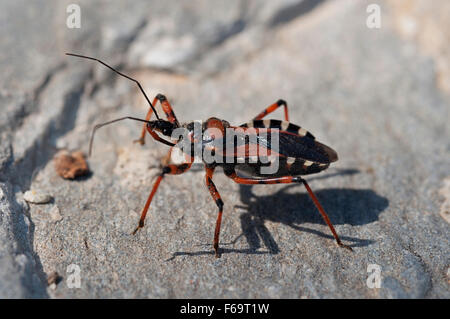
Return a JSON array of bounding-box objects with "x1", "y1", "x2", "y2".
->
[
  {"x1": 89, "y1": 116, "x2": 151, "y2": 157},
  {"x1": 65, "y1": 53, "x2": 160, "y2": 120}
]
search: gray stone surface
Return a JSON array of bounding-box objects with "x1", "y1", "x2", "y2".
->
[{"x1": 0, "y1": 0, "x2": 448, "y2": 298}]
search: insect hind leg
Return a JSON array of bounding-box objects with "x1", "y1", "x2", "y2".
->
[
  {"x1": 298, "y1": 178, "x2": 353, "y2": 251},
  {"x1": 253, "y1": 99, "x2": 289, "y2": 121},
  {"x1": 225, "y1": 168, "x2": 352, "y2": 251}
]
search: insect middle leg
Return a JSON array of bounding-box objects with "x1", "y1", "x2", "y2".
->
[
  {"x1": 132, "y1": 153, "x2": 192, "y2": 235},
  {"x1": 253, "y1": 99, "x2": 289, "y2": 121},
  {"x1": 225, "y1": 169, "x2": 352, "y2": 251},
  {"x1": 135, "y1": 94, "x2": 180, "y2": 145},
  {"x1": 205, "y1": 167, "x2": 225, "y2": 258}
]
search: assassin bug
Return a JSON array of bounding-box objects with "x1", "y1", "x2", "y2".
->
[{"x1": 66, "y1": 53, "x2": 353, "y2": 257}]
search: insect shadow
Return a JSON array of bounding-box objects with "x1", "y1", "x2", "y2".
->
[
  {"x1": 233, "y1": 186, "x2": 387, "y2": 254},
  {"x1": 167, "y1": 169, "x2": 389, "y2": 260}
]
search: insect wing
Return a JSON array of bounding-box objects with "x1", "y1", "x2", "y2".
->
[
  {"x1": 276, "y1": 131, "x2": 337, "y2": 163},
  {"x1": 216, "y1": 122, "x2": 337, "y2": 164}
]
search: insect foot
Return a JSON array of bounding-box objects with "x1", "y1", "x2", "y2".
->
[
  {"x1": 133, "y1": 137, "x2": 145, "y2": 145},
  {"x1": 338, "y1": 242, "x2": 353, "y2": 252},
  {"x1": 213, "y1": 243, "x2": 221, "y2": 258},
  {"x1": 132, "y1": 220, "x2": 145, "y2": 235}
]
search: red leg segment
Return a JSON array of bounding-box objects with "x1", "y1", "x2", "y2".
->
[
  {"x1": 254, "y1": 99, "x2": 289, "y2": 121},
  {"x1": 135, "y1": 94, "x2": 180, "y2": 145},
  {"x1": 132, "y1": 156, "x2": 192, "y2": 235},
  {"x1": 205, "y1": 167, "x2": 225, "y2": 258},
  {"x1": 300, "y1": 179, "x2": 352, "y2": 251},
  {"x1": 226, "y1": 171, "x2": 295, "y2": 185},
  {"x1": 156, "y1": 94, "x2": 179, "y2": 126},
  {"x1": 135, "y1": 96, "x2": 158, "y2": 145},
  {"x1": 225, "y1": 170, "x2": 352, "y2": 251}
]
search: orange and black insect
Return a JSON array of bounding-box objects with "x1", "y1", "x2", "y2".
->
[{"x1": 67, "y1": 53, "x2": 353, "y2": 257}]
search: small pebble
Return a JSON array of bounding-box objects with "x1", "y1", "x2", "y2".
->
[
  {"x1": 49, "y1": 205, "x2": 63, "y2": 222},
  {"x1": 54, "y1": 150, "x2": 90, "y2": 179},
  {"x1": 23, "y1": 190, "x2": 52, "y2": 204},
  {"x1": 47, "y1": 271, "x2": 61, "y2": 287}
]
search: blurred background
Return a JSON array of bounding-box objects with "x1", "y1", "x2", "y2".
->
[{"x1": 0, "y1": 0, "x2": 448, "y2": 298}]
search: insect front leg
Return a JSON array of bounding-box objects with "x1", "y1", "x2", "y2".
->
[
  {"x1": 205, "y1": 167, "x2": 225, "y2": 258},
  {"x1": 132, "y1": 156, "x2": 192, "y2": 235},
  {"x1": 135, "y1": 94, "x2": 180, "y2": 145},
  {"x1": 134, "y1": 96, "x2": 159, "y2": 145},
  {"x1": 253, "y1": 99, "x2": 289, "y2": 121}
]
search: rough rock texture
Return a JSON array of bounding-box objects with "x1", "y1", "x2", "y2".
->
[
  {"x1": 386, "y1": 0, "x2": 450, "y2": 93},
  {"x1": 0, "y1": 0, "x2": 448, "y2": 298}
]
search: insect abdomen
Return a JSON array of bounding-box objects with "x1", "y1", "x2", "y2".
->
[
  {"x1": 235, "y1": 157, "x2": 330, "y2": 178},
  {"x1": 235, "y1": 119, "x2": 337, "y2": 177},
  {"x1": 240, "y1": 119, "x2": 315, "y2": 139},
  {"x1": 284, "y1": 157, "x2": 330, "y2": 175}
]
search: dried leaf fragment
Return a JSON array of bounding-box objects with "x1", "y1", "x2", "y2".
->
[{"x1": 54, "y1": 150, "x2": 89, "y2": 179}]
